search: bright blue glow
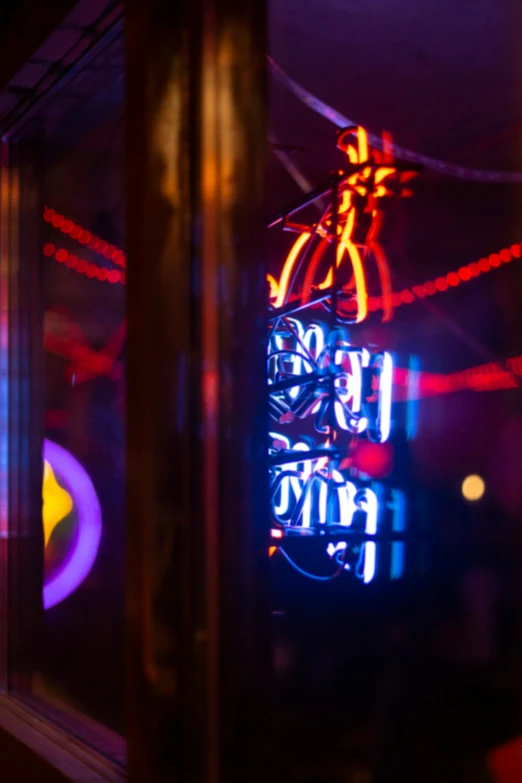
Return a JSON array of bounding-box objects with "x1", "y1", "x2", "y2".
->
[
  {"x1": 279, "y1": 546, "x2": 342, "y2": 581},
  {"x1": 270, "y1": 434, "x2": 314, "y2": 527},
  {"x1": 268, "y1": 321, "x2": 393, "y2": 443},
  {"x1": 326, "y1": 540, "x2": 349, "y2": 570},
  {"x1": 334, "y1": 348, "x2": 368, "y2": 434},
  {"x1": 270, "y1": 319, "x2": 324, "y2": 401},
  {"x1": 390, "y1": 489, "x2": 406, "y2": 580},
  {"x1": 268, "y1": 317, "x2": 407, "y2": 584},
  {"x1": 406, "y1": 355, "x2": 420, "y2": 441},
  {"x1": 270, "y1": 433, "x2": 380, "y2": 539},
  {"x1": 357, "y1": 488, "x2": 379, "y2": 584},
  {"x1": 377, "y1": 352, "x2": 393, "y2": 443}
]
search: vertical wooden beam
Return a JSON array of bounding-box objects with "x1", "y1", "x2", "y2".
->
[{"x1": 125, "y1": 0, "x2": 269, "y2": 780}]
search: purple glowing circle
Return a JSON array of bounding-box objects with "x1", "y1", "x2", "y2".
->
[{"x1": 43, "y1": 439, "x2": 102, "y2": 610}]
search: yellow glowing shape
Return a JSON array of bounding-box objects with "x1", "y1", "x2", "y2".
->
[
  {"x1": 461, "y1": 474, "x2": 485, "y2": 502},
  {"x1": 270, "y1": 231, "x2": 311, "y2": 308},
  {"x1": 375, "y1": 167, "x2": 396, "y2": 185},
  {"x1": 267, "y1": 274, "x2": 279, "y2": 299},
  {"x1": 338, "y1": 190, "x2": 352, "y2": 214},
  {"x1": 43, "y1": 459, "x2": 73, "y2": 546},
  {"x1": 357, "y1": 127, "x2": 369, "y2": 163}
]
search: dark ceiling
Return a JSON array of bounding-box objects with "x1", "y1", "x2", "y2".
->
[{"x1": 269, "y1": 0, "x2": 522, "y2": 181}]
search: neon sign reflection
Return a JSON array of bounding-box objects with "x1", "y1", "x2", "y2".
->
[{"x1": 43, "y1": 439, "x2": 102, "y2": 610}]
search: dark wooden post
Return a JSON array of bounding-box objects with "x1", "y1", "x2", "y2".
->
[{"x1": 125, "y1": 0, "x2": 269, "y2": 780}]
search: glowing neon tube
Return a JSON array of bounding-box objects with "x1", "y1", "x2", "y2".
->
[{"x1": 43, "y1": 440, "x2": 102, "y2": 610}]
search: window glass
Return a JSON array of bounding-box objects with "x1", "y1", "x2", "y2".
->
[{"x1": 17, "y1": 31, "x2": 125, "y2": 745}]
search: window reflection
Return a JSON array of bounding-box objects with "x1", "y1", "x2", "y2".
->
[{"x1": 19, "y1": 33, "x2": 125, "y2": 742}]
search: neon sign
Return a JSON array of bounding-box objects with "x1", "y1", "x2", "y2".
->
[
  {"x1": 268, "y1": 126, "x2": 417, "y2": 323},
  {"x1": 43, "y1": 439, "x2": 102, "y2": 610},
  {"x1": 267, "y1": 127, "x2": 416, "y2": 583},
  {"x1": 268, "y1": 319, "x2": 393, "y2": 441}
]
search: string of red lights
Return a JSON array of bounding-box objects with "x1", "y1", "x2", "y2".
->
[
  {"x1": 44, "y1": 207, "x2": 520, "y2": 307},
  {"x1": 43, "y1": 243, "x2": 125, "y2": 284},
  {"x1": 369, "y1": 244, "x2": 520, "y2": 312},
  {"x1": 43, "y1": 207, "x2": 126, "y2": 268}
]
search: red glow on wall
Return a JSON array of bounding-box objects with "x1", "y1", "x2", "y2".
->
[{"x1": 44, "y1": 310, "x2": 126, "y2": 384}]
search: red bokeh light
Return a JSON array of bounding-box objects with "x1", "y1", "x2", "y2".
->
[
  {"x1": 43, "y1": 243, "x2": 55, "y2": 257},
  {"x1": 435, "y1": 277, "x2": 448, "y2": 292},
  {"x1": 52, "y1": 214, "x2": 64, "y2": 228},
  {"x1": 412, "y1": 285, "x2": 425, "y2": 298},
  {"x1": 352, "y1": 441, "x2": 394, "y2": 479},
  {"x1": 468, "y1": 262, "x2": 480, "y2": 277},
  {"x1": 107, "y1": 269, "x2": 121, "y2": 284},
  {"x1": 446, "y1": 272, "x2": 460, "y2": 287},
  {"x1": 458, "y1": 267, "x2": 471, "y2": 281},
  {"x1": 478, "y1": 258, "x2": 491, "y2": 273},
  {"x1": 424, "y1": 281, "x2": 437, "y2": 295},
  {"x1": 489, "y1": 253, "x2": 502, "y2": 268},
  {"x1": 511, "y1": 244, "x2": 521, "y2": 258},
  {"x1": 55, "y1": 249, "x2": 67, "y2": 262},
  {"x1": 399, "y1": 289, "x2": 414, "y2": 304}
]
